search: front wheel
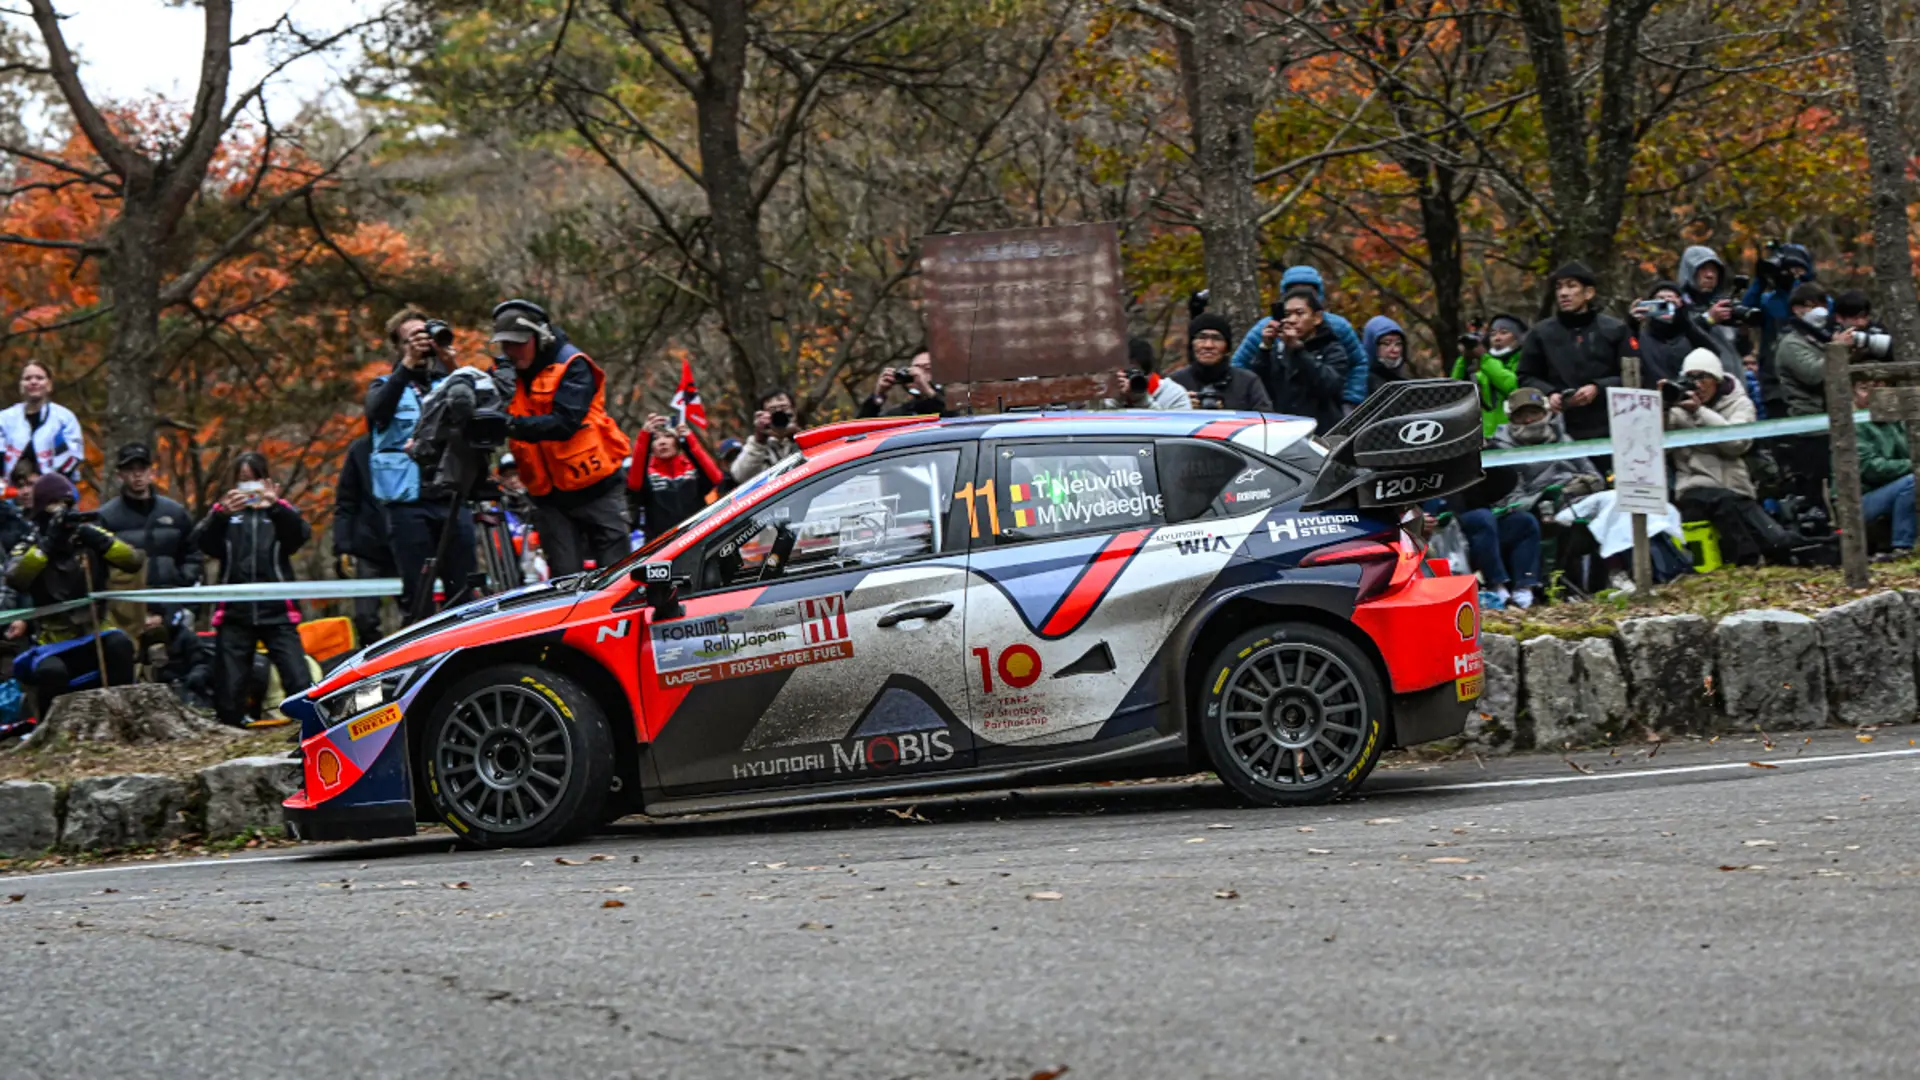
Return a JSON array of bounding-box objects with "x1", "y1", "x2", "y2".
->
[
  {"x1": 420, "y1": 664, "x2": 613, "y2": 847},
  {"x1": 1198, "y1": 623, "x2": 1387, "y2": 807}
]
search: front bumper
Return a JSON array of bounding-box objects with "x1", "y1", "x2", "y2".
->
[
  {"x1": 283, "y1": 792, "x2": 417, "y2": 842},
  {"x1": 280, "y1": 683, "x2": 421, "y2": 842}
]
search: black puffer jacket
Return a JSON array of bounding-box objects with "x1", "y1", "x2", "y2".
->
[
  {"x1": 97, "y1": 490, "x2": 202, "y2": 590},
  {"x1": 1247, "y1": 328, "x2": 1352, "y2": 432},
  {"x1": 1516, "y1": 309, "x2": 1631, "y2": 440},
  {"x1": 332, "y1": 435, "x2": 388, "y2": 560},
  {"x1": 1170, "y1": 362, "x2": 1274, "y2": 413},
  {"x1": 190, "y1": 499, "x2": 311, "y2": 625}
]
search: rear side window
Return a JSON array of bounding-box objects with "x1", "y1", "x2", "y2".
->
[
  {"x1": 1157, "y1": 440, "x2": 1303, "y2": 523},
  {"x1": 992, "y1": 442, "x2": 1160, "y2": 541}
]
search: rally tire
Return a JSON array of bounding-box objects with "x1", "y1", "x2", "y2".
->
[
  {"x1": 1199, "y1": 622, "x2": 1387, "y2": 807},
  {"x1": 420, "y1": 663, "x2": 613, "y2": 848}
]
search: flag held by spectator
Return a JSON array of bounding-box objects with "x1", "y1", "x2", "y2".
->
[{"x1": 671, "y1": 359, "x2": 707, "y2": 431}]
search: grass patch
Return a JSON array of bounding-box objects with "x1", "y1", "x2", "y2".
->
[
  {"x1": 0, "y1": 728, "x2": 294, "y2": 784},
  {"x1": 1485, "y1": 553, "x2": 1920, "y2": 640}
]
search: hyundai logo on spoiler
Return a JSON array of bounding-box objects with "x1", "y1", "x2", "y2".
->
[{"x1": 1397, "y1": 419, "x2": 1443, "y2": 446}]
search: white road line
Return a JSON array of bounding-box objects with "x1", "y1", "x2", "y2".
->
[
  {"x1": 10, "y1": 853, "x2": 314, "y2": 881},
  {"x1": 1413, "y1": 747, "x2": 1920, "y2": 793}
]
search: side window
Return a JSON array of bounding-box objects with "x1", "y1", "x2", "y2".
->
[
  {"x1": 1157, "y1": 440, "x2": 1302, "y2": 523},
  {"x1": 701, "y1": 450, "x2": 959, "y2": 589},
  {"x1": 990, "y1": 442, "x2": 1160, "y2": 542}
]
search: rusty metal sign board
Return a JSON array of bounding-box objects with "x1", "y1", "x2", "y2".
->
[{"x1": 921, "y1": 223, "x2": 1127, "y2": 391}]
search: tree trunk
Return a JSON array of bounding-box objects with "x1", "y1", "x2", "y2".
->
[
  {"x1": 1177, "y1": 0, "x2": 1262, "y2": 331},
  {"x1": 697, "y1": 0, "x2": 783, "y2": 406},
  {"x1": 1413, "y1": 162, "x2": 1465, "y2": 375},
  {"x1": 1847, "y1": 0, "x2": 1920, "y2": 356},
  {"x1": 101, "y1": 203, "x2": 164, "y2": 452}
]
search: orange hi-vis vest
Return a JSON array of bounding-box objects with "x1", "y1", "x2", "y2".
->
[{"x1": 507, "y1": 346, "x2": 631, "y2": 497}]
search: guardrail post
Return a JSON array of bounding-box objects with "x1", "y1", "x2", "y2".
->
[{"x1": 1826, "y1": 341, "x2": 1870, "y2": 587}]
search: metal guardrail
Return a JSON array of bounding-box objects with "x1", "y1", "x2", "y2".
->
[
  {"x1": 1481, "y1": 411, "x2": 1862, "y2": 468},
  {"x1": 0, "y1": 578, "x2": 405, "y2": 624}
]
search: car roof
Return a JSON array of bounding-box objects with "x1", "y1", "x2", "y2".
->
[{"x1": 806, "y1": 410, "x2": 1320, "y2": 455}]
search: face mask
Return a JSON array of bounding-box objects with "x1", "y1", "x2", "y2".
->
[{"x1": 1512, "y1": 419, "x2": 1555, "y2": 446}]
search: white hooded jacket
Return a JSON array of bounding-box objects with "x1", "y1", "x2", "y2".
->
[{"x1": 1666, "y1": 347, "x2": 1757, "y2": 498}]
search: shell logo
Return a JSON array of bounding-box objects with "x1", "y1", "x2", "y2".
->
[
  {"x1": 1455, "y1": 601, "x2": 1477, "y2": 641},
  {"x1": 997, "y1": 644, "x2": 1043, "y2": 689},
  {"x1": 316, "y1": 747, "x2": 343, "y2": 789}
]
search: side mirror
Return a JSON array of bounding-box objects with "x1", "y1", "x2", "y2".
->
[{"x1": 633, "y1": 562, "x2": 684, "y2": 619}]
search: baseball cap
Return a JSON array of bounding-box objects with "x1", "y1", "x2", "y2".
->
[
  {"x1": 1505, "y1": 387, "x2": 1549, "y2": 417},
  {"x1": 490, "y1": 307, "x2": 539, "y2": 344},
  {"x1": 718, "y1": 438, "x2": 744, "y2": 458},
  {"x1": 115, "y1": 442, "x2": 154, "y2": 469}
]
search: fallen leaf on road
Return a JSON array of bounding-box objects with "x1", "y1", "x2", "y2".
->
[
  {"x1": 1296, "y1": 826, "x2": 1316, "y2": 833},
  {"x1": 1306, "y1": 848, "x2": 1332, "y2": 855},
  {"x1": 1748, "y1": 762, "x2": 1778, "y2": 770},
  {"x1": 1567, "y1": 760, "x2": 1595, "y2": 775},
  {"x1": 1428, "y1": 856, "x2": 1473, "y2": 864},
  {"x1": 886, "y1": 806, "x2": 930, "y2": 822},
  {"x1": 1856, "y1": 734, "x2": 1874, "y2": 743},
  {"x1": 1456, "y1": 874, "x2": 1486, "y2": 881},
  {"x1": 606, "y1": 886, "x2": 634, "y2": 893},
  {"x1": 443, "y1": 882, "x2": 471, "y2": 890},
  {"x1": 1207, "y1": 823, "x2": 1234, "y2": 830},
  {"x1": 1811, "y1": 869, "x2": 1847, "y2": 877},
  {"x1": 1213, "y1": 889, "x2": 1239, "y2": 900},
  {"x1": 98, "y1": 888, "x2": 117, "y2": 894},
  {"x1": 1718, "y1": 864, "x2": 1768, "y2": 872},
  {"x1": 589, "y1": 854, "x2": 614, "y2": 862},
  {"x1": 519, "y1": 861, "x2": 533, "y2": 868},
  {"x1": 765, "y1": 862, "x2": 788, "y2": 870},
  {"x1": 1742, "y1": 840, "x2": 1777, "y2": 848},
  {"x1": 555, "y1": 857, "x2": 583, "y2": 866},
  {"x1": 6, "y1": 894, "x2": 21, "y2": 903},
  {"x1": 601, "y1": 899, "x2": 626, "y2": 909},
  {"x1": 799, "y1": 921, "x2": 832, "y2": 930},
  {"x1": 1185, "y1": 838, "x2": 1206, "y2": 844},
  {"x1": 1029, "y1": 1068, "x2": 1070, "y2": 1080},
  {"x1": 1027, "y1": 891, "x2": 1063, "y2": 901},
  {"x1": 1365, "y1": 817, "x2": 1403, "y2": 825}
]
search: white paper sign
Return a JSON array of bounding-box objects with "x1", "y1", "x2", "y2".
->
[{"x1": 1608, "y1": 387, "x2": 1668, "y2": 515}]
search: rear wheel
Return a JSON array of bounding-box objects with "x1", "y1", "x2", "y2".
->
[
  {"x1": 1198, "y1": 623, "x2": 1387, "y2": 807},
  {"x1": 420, "y1": 664, "x2": 612, "y2": 847}
]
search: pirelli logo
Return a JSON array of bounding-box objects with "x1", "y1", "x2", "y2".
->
[{"x1": 348, "y1": 703, "x2": 403, "y2": 741}]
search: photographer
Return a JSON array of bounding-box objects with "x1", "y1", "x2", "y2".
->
[
  {"x1": 1663, "y1": 349, "x2": 1798, "y2": 565},
  {"x1": 497, "y1": 299, "x2": 634, "y2": 577},
  {"x1": 1, "y1": 475, "x2": 142, "y2": 716},
  {"x1": 368, "y1": 309, "x2": 475, "y2": 618},
  {"x1": 332, "y1": 433, "x2": 397, "y2": 649},
  {"x1": 1742, "y1": 243, "x2": 1820, "y2": 409},
  {"x1": 1632, "y1": 281, "x2": 1735, "y2": 387},
  {"x1": 1853, "y1": 379, "x2": 1916, "y2": 559},
  {"x1": 1677, "y1": 246, "x2": 1741, "y2": 352},
  {"x1": 733, "y1": 389, "x2": 803, "y2": 484},
  {"x1": 1173, "y1": 312, "x2": 1273, "y2": 413},
  {"x1": 1243, "y1": 290, "x2": 1346, "y2": 428},
  {"x1": 627, "y1": 414, "x2": 725, "y2": 539},
  {"x1": 1517, "y1": 262, "x2": 1629, "y2": 441},
  {"x1": 1451, "y1": 314, "x2": 1525, "y2": 437},
  {"x1": 858, "y1": 352, "x2": 948, "y2": 418},
  {"x1": 1107, "y1": 337, "x2": 1192, "y2": 409},
  {"x1": 1231, "y1": 265, "x2": 1370, "y2": 410},
  {"x1": 189, "y1": 453, "x2": 312, "y2": 729}
]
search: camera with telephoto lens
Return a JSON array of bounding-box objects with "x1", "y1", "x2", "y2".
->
[
  {"x1": 769, "y1": 410, "x2": 793, "y2": 430},
  {"x1": 1457, "y1": 318, "x2": 1485, "y2": 351},
  {"x1": 1125, "y1": 369, "x2": 1150, "y2": 395},
  {"x1": 424, "y1": 319, "x2": 454, "y2": 347},
  {"x1": 1659, "y1": 371, "x2": 1713, "y2": 407},
  {"x1": 1850, "y1": 323, "x2": 1893, "y2": 359}
]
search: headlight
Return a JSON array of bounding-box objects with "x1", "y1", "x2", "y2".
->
[{"x1": 316, "y1": 667, "x2": 416, "y2": 724}]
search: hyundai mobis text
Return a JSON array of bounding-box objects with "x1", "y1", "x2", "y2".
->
[{"x1": 285, "y1": 381, "x2": 1488, "y2": 847}]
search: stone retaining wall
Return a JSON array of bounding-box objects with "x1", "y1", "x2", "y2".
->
[
  {"x1": 1468, "y1": 589, "x2": 1920, "y2": 753},
  {"x1": 0, "y1": 755, "x2": 299, "y2": 859}
]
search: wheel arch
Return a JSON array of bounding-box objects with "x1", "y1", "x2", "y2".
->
[
  {"x1": 402, "y1": 635, "x2": 643, "y2": 820},
  {"x1": 1174, "y1": 584, "x2": 1393, "y2": 757}
]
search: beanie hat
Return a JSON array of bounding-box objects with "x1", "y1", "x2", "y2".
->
[
  {"x1": 1552, "y1": 262, "x2": 1598, "y2": 288},
  {"x1": 1188, "y1": 312, "x2": 1233, "y2": 343},
  {"x1": 1127, "y1": 336, "x2": 1157, "y2": 370},
  {"x1": 1487, "y1": 314, "x2": 1527, "y2": 340},
  {"x1": 30, "y1": 473, "x2": 75, "y2": 512},
  {"x1": 1645, "y1": 280, "x2": 1682, "y2": 299},
  {"x1": 1280, "y1": 265, "x2": 1326, "y2": 298}
]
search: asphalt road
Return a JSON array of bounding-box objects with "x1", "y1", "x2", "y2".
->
[{"x1": 6, "y1": 727, "x2": 1920, "y2": 1080}]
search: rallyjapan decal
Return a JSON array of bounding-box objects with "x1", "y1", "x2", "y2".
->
[
  {"x1": 651, "y1": 594, "x2": 853, "y2": 687},
  {"x1": 730, "y1": 730, "x2": 957, "y2": 781}
]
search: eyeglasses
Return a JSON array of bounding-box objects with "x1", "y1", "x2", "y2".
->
[{"x1": 1192, "y1": 332, "x2": 1228, "y2": 343}]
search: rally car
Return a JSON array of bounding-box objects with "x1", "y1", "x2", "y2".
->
[{"x1": 284, "y1": 380, "x2": 1488, "y2": 847}]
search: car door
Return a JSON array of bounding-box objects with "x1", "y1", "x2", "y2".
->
[{"x1": 641, "y1": 446, "x2": 975, "y2": 796}]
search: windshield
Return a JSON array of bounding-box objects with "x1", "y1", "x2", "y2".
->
[{"x1": 583, "y1": 451, "x2": 809, "y2": 590}]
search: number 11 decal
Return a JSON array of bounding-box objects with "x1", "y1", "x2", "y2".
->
[{"x1": 956, "y1": 481, "x2": 1001, "y2": 539}]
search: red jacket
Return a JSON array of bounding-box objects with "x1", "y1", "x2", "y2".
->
[{"x1": 626, "y1": 435, "x2": 723, "y2": 538}]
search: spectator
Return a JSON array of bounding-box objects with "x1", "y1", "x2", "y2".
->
[
  {"x1": 2, "y1": 474, "x2": 142, "y2": 715},
  {"x1": 1517, "y1": 262, "x2": 1630, "y2": 441},
  {"x1": 733, "y1": 389, "x2": 803, "y2": 485},
  {"x1": 1664, "y1": 349, "x2": 1797, "y2": 565},
  {"x1": 331, "y1": 433, "x2": 397, "y2": 650},
  {"x1": 189, "y1": 452, "x2": 311, "y2": 729},
  {"x1": 369, "y1": 308, "x2": 476, "y2": 618},
  {"x1": 0, "y1": 362, "x2": 84, "y2": 483},
  {"x1": 1231, "y1": 265, "x2": 1369, "y2": 408},
  {"x1": 496, "y1": 299, "x2": 634, "y2": 577},
  {"x1": 97, "y1": 442, "x2": 203, "y2": 665},
  {"x1": 1249, "y1": 290, "x2": 1350, "y2": 429},
  {"x1": 1775, "y1": 282, "x2": 1837, "y2": 417},
  {"x1": 1855, "y1": 379, "x2": 1915, "y2": 559},
  {"x1": 713, "y1": 438, "x2": 745, "y2": 497},
  {"x1": 858, "y1": 352, "x2": 948, "y2": 418},
  {"x1": 1487, "y1": 388, "x2": 1606, "y2": 512},
  {"x1": 1108, "y1": 337, "x2": 1192, "y2": 409},
  {"x1": 1361, "y1": 315, "x2": 1412, "y2": 395},
  {"x1": 1452, "y1": 314, "x2": 1526, "y2": 437},
  {"x1": 1632, "y1": 280, "x2": 1734, "y2": 387},
  {"x1": 1677, "y1": 245, "x2": 1739, "y2": 352},
  {"x1": 1432, "y1": 468, "x2": 1540, "y2": 611},
  {"x1": 1172, "y1": 312, "x2": 1273, "y2": 412},
  {"x1": 1741, "y1": 242, "x2": 1819, "y2": 403},
  {"x1": 627, "y1": 414, "x2": 725, "y2": 539},
  {"x1": 1833, "y1": 289, "x2": 1874, "y2": 333},
  {"x1": 1739, "y1": 336, "x2": 1767, "y2": 420}
]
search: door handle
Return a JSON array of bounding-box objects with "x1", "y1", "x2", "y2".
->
[{"x1": 876, "y1": 600, "x2": 954, "y2": 628}]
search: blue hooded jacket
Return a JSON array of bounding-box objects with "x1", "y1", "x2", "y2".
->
[
  {"x1": 1361, "y1": 315, "x2": 1411, "y2": 395},
  {"x1": 1232, "y1": 265, "x2": 1370, "y2": 405},
  {"x1": 1740, "y1": 242, "x2": 1821, "y2": 402}
]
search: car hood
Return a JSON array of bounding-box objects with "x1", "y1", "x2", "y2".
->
[{"x1": 314, "y1": 579, "x2": 585, "y2": 693}]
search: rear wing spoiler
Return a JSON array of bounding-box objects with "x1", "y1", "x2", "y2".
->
[{"x1": 1301, "y1": 379, "x2": 1485, "y2": 511}]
